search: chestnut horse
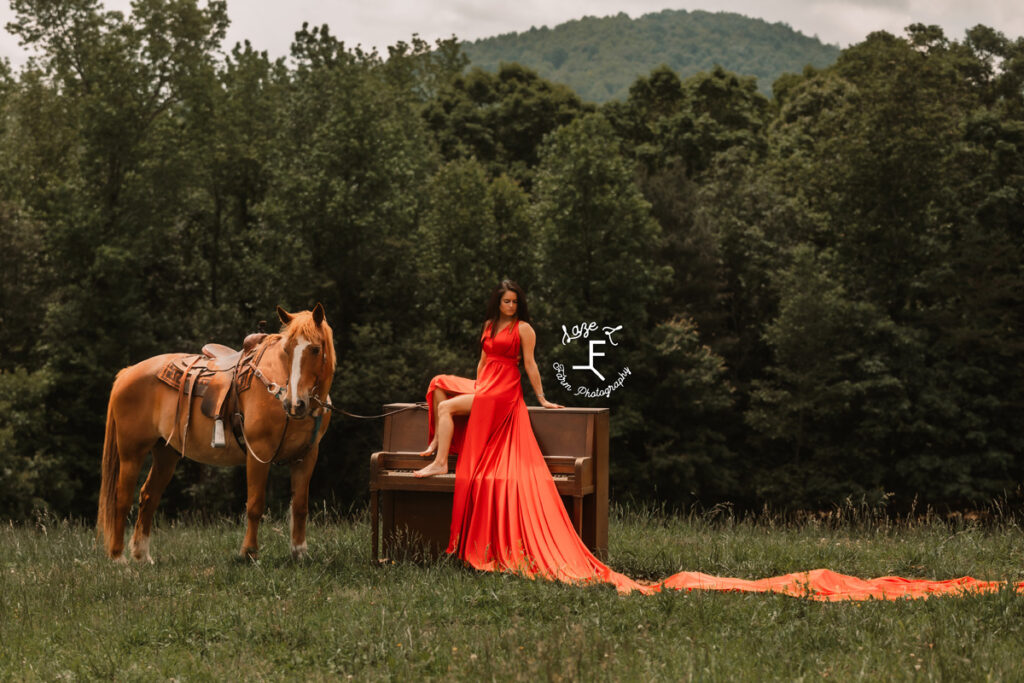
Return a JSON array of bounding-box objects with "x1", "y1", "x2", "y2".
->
[{"x1": 97, "y1": 304, "x2": 335, "y2": 563}]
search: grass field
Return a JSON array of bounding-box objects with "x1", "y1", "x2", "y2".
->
[{"x1": 2, "y1": 503, "x2": 1024, "y2": 681}]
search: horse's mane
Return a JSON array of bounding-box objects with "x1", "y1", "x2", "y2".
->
[{"x1": 279, "y1": 310, "x2": 337, "y2": 382}]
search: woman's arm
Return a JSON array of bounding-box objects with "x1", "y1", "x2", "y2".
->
[
  {"x1": 519, "y1": 322, "x2": 563, "y2": 409},
  {"x1": 476, "y1": 348, "x2": 486, "y2": 380}
]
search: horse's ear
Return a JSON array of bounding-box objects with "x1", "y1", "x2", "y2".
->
[
  {"x1": 312, "y1": 302, "x2": 325, "y2": 326},
  {"x1": 277, "y1": 305, "x2": 293, "y2": 325}
]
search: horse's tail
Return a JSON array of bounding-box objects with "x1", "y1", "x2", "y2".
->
[{"x1": 97, "y1": 390, "x2": 120, "y2": 557}]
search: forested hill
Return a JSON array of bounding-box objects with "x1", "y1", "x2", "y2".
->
[{"x1": 462, "y1": 9, "x2": 841, "y2": 101}]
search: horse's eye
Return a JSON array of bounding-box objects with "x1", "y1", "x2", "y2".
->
[{"x1": 310, "y1": 347, "x2": 320, "y2": 356}]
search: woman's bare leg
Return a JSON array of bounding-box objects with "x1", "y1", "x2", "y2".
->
[
  {"x1": 418, "y1": 387, "x2": 448, "y2": 458},
  {"x1": 414, "y1": 393, "x2": 473, "y2": 477}
]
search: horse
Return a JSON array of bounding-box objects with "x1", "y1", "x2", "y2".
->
[{"x1": 96, "y1": 304, "x2": 336, "y2": 563}]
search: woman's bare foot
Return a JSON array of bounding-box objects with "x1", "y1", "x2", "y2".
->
[
  {"x1": 413, "y1": 460, "x2": 448, "y2": 478},
  {"x1": 417, "y1": 439, "x2": 437, "y2": 459}
]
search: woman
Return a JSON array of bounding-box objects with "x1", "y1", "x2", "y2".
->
[
  {"x1": 413, "y1": 280, "x2": 561, "y2": 478},
  {"x1": 413, "y1": 280, "x2": 654, "y2": 593}
]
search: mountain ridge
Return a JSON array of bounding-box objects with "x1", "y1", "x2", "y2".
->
[{"x1": 461, "y1": 9, "x2": 841, "y2": 102}]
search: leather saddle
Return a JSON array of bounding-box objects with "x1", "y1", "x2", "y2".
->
[{"x1": 158, "y1": 333, "x2": 269, "y2": 449}]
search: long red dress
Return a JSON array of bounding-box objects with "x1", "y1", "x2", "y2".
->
[{"x1": 426, "y1": 320, "x2": 1018, "y2": 600}]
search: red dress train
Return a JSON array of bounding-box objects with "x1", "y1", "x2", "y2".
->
[{"x1": 427, "y1": 321, "x2": 1017, "y2": 600}]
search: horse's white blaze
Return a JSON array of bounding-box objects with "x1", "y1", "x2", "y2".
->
[{"x1": 290, "y1": 335, "x2": 310, "y2": 406}]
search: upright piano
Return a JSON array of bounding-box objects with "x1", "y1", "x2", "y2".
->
[{"x1": 369, "y1": 403, "x2": 609, "y2": 562}]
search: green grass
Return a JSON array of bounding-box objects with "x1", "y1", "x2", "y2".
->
[{"x1": 2, "y1": 504, "x2": 1024, "y2": 681}]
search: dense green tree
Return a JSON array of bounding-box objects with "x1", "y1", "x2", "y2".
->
[
  {"x1": 382, "y1": 35, "x2": 468, "y2": 102},
  {"x1": 251, "y1": 25, "x2": 444, "y2": 505},
  {"x1": 189, "y1": 40, "x2": 290, "y2": 333},
  {"x1": 533, "y1": 113, "x2": 686, "y2": 497},
  {"x1": 0, "y1": 368, "x2": 75, "y2": 517},
  {"x1": 607, "y1": 64, "x2": 771, "y2": 176},
  {"x1": 0, "y1": 202, "x2": 47, "y2": 368},
  {"x1": 415, "y1": 159, "x2": 534, "y2": 349},
  {"x1": 602, "y1": 65, "x2": 685, "y2": 160},
  {"x1": 630, "y1": 315, "x2": 737, "y2": 505},
  {"x1": 260, "y1": 23, "x2": 437, "y2": 329},
  {"x1": 605, "y1": 64, "x2": 773, "y2": 375},
  {"x1": 2, "y1": 0, "x2": 230, "y2": 515},
  {"x1": 422, "y1": 63, "x2": 592, "y2": 186},
  {"x1": 746, "y1": 246, "x2": 908, "y2": 507},
  {"x1": 685, "y1": 155, "x2": 790, "y2": 383},
  {"x1": 753, "y1": 26, "x2": 1024, "y2": 506},
  {"x1": 533, "y1": 113, "x2": 668, "y2": 334},
  {"x1": 416, "y1": 159, "x2": 504, "y2": 345}
]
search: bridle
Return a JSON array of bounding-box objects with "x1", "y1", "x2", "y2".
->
[
  {"x1": 239, "y1": 335, "x2": 333, "y2": 465},
  {"x1": 235, "y1": 334, "x2": 423, "y2": 464},
  {"x1": 245, "y1": 335, "x2": 418, "y2": 421}
]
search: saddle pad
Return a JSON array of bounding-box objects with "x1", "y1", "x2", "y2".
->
[
  {"x1": 158, "y1": 348, "x2": 261, "y2": 396},
  {"x1": 158, "y1": 355, "x2": 212, "y2": 396}
]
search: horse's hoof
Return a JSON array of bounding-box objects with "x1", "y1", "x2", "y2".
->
[
  {"x1": 112, "y1": 554, "x2": 129, "y2": 565},
  {"x1": 240, "y1": 547, "x2": 258, "y2": 561},
  {"x1": 291, "y1": 543, "x2": 309, "y2": 561},
  {"x1": 130, "y1": 538, "x2": 153, "y2": 564}
]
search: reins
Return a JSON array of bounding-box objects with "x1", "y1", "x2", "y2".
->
[
  {"x1": 330, "y1": 403, "x2": 426, "y2": 420},
  {"x1": 247, "y1": 346, "x2": 425, "y2": 418},
  {"x1": 237, "y1": 336, "x2": 426, "y2": 462}
]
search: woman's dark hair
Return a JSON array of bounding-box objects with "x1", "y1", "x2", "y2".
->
[{"x1": 484, "y1": 279, "x2": 530, "y2": 338}]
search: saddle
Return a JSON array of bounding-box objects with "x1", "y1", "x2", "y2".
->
[{"x1": 158, "y1": 333, "x2": 269, "y2": 449}]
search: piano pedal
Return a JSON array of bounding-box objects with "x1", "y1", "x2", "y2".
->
[{"x1": 211, "y1": 418, "x2": 226, "y2": 448}]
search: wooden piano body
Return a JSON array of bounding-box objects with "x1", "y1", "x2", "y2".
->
[{"x1": 369, "y1": 403, "x2": 609, "y2": 562}]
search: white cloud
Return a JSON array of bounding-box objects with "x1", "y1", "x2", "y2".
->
[{"x1": 803, "y1": 1, "x2": 914, "y2": 46}]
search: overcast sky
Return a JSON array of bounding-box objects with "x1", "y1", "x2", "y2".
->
[{"x1": 2, "y1": 0, "x2": 1023, "y2": 68}]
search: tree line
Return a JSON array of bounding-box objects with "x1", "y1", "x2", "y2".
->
[{"x1": 1, "y1": 0, "x2": 1022, "y2": 521}]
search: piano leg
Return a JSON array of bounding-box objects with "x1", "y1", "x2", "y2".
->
[
  {"x1": 370, "y1": 489, "x2": 379, "y2": 563},
  {"x1": 573, "y1": 496, "x2": 583, "y2": 538}
]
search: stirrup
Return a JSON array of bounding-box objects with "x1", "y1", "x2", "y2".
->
[{"x1": 211, "y1": 418, "x2": 226, "y2": 448}]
